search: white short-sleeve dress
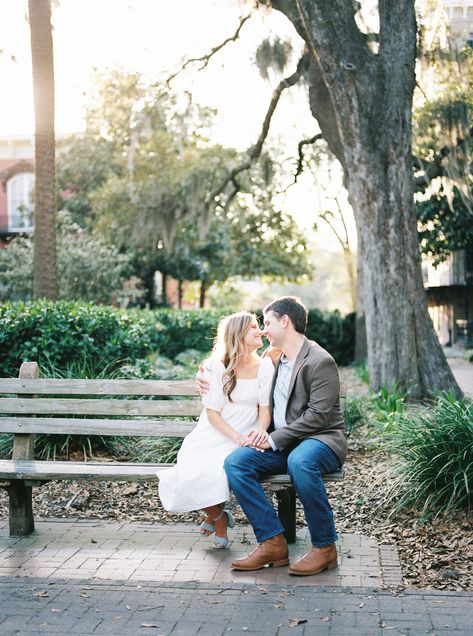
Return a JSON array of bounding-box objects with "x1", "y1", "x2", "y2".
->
[{"x1": 157, "y1": 356, "x2": 274, "y2": 512}]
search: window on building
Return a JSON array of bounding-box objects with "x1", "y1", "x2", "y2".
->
[
  {"x1": 453, "y1": 7, "x2": 464, "y2": 20},
  {"x1": 7, "y1": 172, "x2": 35, "y2": 231}
]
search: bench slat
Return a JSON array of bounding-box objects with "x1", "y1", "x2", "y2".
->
[
  {"x1": 0, "y1": 397, "x2": 202, "y2": 417},
  {"x1": 0, "y1": 459, "x2": 172, "y2": 481},
  {"x1": 0, "y1": 459, "x2": 344, "y2": 483},
  {"x1": 262, "y1": 469, "x2": 344, "y2": 484},
  {"x1": 0, "y1": 378, "x2": 198, "y2": 396},
  {"x1": 0, "y1": 417, "x2": 195, "y2": 437}
]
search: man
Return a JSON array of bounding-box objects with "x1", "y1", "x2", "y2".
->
[{"x1": 200, "y1": 296, "x2": 347, "y2": 575}]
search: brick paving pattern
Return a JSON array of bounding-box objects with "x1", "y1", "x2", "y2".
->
[
  {"x1": 0, "y1": 577, "x2": 470, "y2": 635},
  {"x1": 0, "y1": 518, "x2": 401, "y2": 588},
  {"x1": 1, "y1": 518, "x2": 471, "y2": 635}
]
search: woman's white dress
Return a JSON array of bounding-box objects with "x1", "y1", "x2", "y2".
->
[{"x1": 157, "y1": 356, "x2": 274, "y2": 512}]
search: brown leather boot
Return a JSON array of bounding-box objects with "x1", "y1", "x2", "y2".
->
[
  {"x1": 288, "y1": 544, "x2": 337, "y2": 576},
  {"x1": 232, "y1": 533, "x2": 289, "y2": 571}
]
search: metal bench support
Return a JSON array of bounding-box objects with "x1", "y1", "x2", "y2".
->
[{"x1": 276, "y1": 485, "x2": 297, "y2": 543}]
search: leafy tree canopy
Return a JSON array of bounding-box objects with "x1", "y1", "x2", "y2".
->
[
  {"x1": 56, "y1": 70, "x2": 312, "y2": 303},
  {"x1": 414, "y1": 44, "x2": 473, "y2": 262}
]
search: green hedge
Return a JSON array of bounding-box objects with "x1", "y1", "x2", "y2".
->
[
  {"x1": 306, "y1": 309, "x2": 355, "y2": 366},
  {"x1": 0, "y1": 301, "x2": 355, "y2": 377}
]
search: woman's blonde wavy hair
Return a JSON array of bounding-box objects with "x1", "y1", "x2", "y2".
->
[{"x1": 211, "y1": 311, "x2": 258, "y2": 402}]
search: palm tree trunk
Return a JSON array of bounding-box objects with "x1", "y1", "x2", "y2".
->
[{"x1": 29, "y1": 0, "x2": 57, "y2": 299}]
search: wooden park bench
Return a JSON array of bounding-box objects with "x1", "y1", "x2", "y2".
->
[{"x1": 0, "y1": 362, "x2": 344, "y2": 543}]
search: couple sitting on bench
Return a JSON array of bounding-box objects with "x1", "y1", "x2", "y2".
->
[{"x1": 158, "y1": 296, "x2": 347, "y2": 577}]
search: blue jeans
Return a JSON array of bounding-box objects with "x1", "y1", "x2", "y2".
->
[{"x1": 224, "y1": 439, "x2": 340, "y2": 547}]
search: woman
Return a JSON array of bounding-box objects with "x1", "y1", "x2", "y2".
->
[{"x1": 157, "y1": 311, "x2": 274, "y2": 548}]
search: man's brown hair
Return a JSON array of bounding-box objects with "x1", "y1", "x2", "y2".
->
[{"x1": 264, "y1": 296, "x2": 308, "y2": 334}]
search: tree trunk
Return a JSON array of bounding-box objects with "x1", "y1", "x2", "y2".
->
[
  {"x1": 348, "y1": 153, "x2": 457, "y2": 395},
  {"x1": 199, "y1": 279, "x2": 207, "y2": 309},
  {"x1": 29, "y1": 0, "x2": 57, "y2": 299},
  {"x1": 354, "y1": 252, "x2": 367, "y2": 362},
  {"x1": 178, "y1": 279, "x2": 183, "y2": 309},
  {"x1": 269, "y1": 0, "x2": 461, "y2": 396}
]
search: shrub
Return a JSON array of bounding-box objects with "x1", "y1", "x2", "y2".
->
[
  {"x1": 343, "y1": 395, "x2": 369, "y2": 437},
  {"x1": 305, "y1": 309, "x2": 355, "y2": 366},
  {"x1": 370, "y1": 381, "x2": 410, "y2": 434},
  {"x1": 0, "y1": 301, "x2": 356, "y2": 378},
  {"x1": 0, "y1": 213, "x2": 136, "y2": 305},
  {"x1": 380, "y1": 392, "x2": 473, "y2": 519},
  {"x1": 0, "y1": 301, "x2": 222, "y2": 378}
]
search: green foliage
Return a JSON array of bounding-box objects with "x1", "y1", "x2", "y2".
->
[
  {"x1": 370, "y1": 381, "x2": 410, "y2": 433},
  {"x1": 0, "y1": 301, "x2": 223, "y2": 378},
  {"x1": 305, "y1": 309, "x2": 355, "y2": 366},
  {"x1": 352, "y1": 359, "x2": 369, "y2": 385},
  {"x1": 0, "y1": 236, "x2": 33, "y2": 301},
  {"x1": 57, "y1": 71, "x2": 313, "y2": 303},
  {"x1": 381, "y1": 393, "x2": 473, "y2": 519},
  {"x1": 416, "y1": 186, "x2": 473, "y2": 264},
  {"x1": 0, "y1": 300, "x2": 356, "y2": 378},
  {"x1": 121, "y1": 436, "x2": 183, "y2": 464},
  {"x1": 56, "y1": 134, "x2": 120, "y2": 230},
  {"x1": 343, "y1": 396, "x2": 369, "y2": 437},
  {"x1": 413, "y1": 46, "x2": 473, "y2": 262},
  {"x1": 0, "y1": 212, "x2": 136, "y2": 304},
  {"x1": 0, "y1": 359, "x2": 128, "y2": 461}
]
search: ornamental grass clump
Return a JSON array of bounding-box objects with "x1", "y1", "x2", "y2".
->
[{"x1": 382, "y1": 393, "x2": 473, "y2": 519}]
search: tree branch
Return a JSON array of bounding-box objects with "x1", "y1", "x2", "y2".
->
[
  {"x1": 285, "y1": 133, "x2": 323, "y2": 189},
  {"x1": 166, "y1": 12, "x2": 253, "y2": 86},
  {"x1": 204, "y1": 54, "x2": 307, "y2": 211}
]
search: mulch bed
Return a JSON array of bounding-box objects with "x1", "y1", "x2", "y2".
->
[{"x1": 0, "y1": 367, "x2": 471, "y2": 591}]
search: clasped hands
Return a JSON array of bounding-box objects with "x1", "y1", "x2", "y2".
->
[{"x1": 237, "y1": 428, "x2": 271, "y2": 452}]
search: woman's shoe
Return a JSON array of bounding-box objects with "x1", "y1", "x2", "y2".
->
[
  {"x1": 212, "y1": 509, "x2": 235, "y2": 549},
  {"x1": 200, "y1": 520, "x2": 215, "y2": 536}
]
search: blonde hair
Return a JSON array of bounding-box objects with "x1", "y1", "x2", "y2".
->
[{"x1": 211, "y1": 311, "x2": 257, "y2": 402}]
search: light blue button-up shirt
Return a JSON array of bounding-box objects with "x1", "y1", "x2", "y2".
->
[{"x1": 268, "y1": 355, "x2": 295, "y2": 450}]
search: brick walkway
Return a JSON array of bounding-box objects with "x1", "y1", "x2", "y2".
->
[
  {"x1": 0, "y1": 576, "x2": 471, "y2": 635},
  {"x1": 0, "y1": 519, "x2": 402, "y2": 588},
  {"x1": 1, "y1": 519, "x2": 471, "y2": 635}
]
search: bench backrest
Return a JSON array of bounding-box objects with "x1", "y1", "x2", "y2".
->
[
  {"x1": 0, "y1": 362, "x2": 200, "y2": 443},
  {"x1": 0, "y1": 362, "x2": 347, "y2": 459}
]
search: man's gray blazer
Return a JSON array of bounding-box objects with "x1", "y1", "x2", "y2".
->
[{"x1": 269, "y1": 336, "x2": 347, "y2": 465}]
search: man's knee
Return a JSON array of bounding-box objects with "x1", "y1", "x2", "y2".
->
[
  {"x1": 224, "y1": 447, "x2": 248, "y2": 476},
  {"x1": 287, "y1": 446, "x2": 321, "y2": 478}
]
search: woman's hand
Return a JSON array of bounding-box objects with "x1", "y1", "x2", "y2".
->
[
  {"x1": 195, "y1": 365, "x2": 210, "y2": 396},
  {"x1": 237, "y1": 431, "x2": 266, "y2": 452},
  {"x1": 246, "y1": 427, "x2": 269, "y2": 448}
]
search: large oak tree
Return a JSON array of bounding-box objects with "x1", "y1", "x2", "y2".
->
[{"x1": 249, "y1": 0, "x2": 460, "y2": 396}]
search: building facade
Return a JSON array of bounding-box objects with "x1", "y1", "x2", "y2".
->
[
  {"x1": 0, "y1": 135, "x2": 35, "y2": 240},
  {"x1": 441, "y1": 0, "x2": 473, "y2": 46},
  {"x1": 423, "y1": 250, "x2": 473, "y2": 347}
]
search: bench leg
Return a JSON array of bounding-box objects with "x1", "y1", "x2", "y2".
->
[
  {"x1": 7, "y1": 480, "x2": 34, "y2": 536},
  {"x1": 276, "y1": 486, "x2": 296, "y2": 544}
]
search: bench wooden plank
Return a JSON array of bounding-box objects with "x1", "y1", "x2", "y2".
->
[
  {"x1": 0, "y1": 417, "x2": 196, "y2": 437},
  {"x1": 262, "y1": 469, "x2": 344, "y2": 484},
  {"x1": 0, "y1": 397, "x2": 201, "y2": 417},
  {"x1": 0, "y1": 460, "x2": 172, "y2": 481},
  {"x1": 0, "y1": 459, "x2": 344, "y2": 483},
  {"x1": 0, "y1": 379, "x2": 198, "y2": 396}
]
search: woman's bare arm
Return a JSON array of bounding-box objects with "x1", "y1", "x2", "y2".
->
[{"x1": 206, "y1": 408, "x2": 243, "y2": 445}]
